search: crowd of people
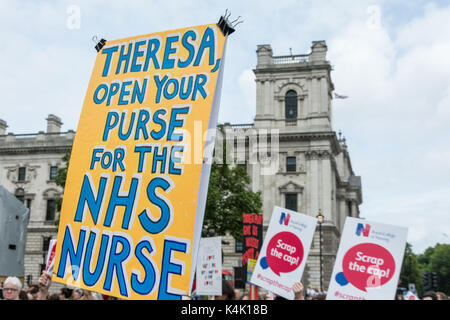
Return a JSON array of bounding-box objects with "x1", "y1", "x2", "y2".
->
[
  {"x1": 0, "y1": 271, "x2": 109, "y2": 300},
  {"x1": 0, "y1": 271, "x2": 447, "y2": 301},
  {"x1": 209, "y1": 279, "x2": 306, "y2": 300},
  {"x1": 395, "y1": 290, "x2": 448, "y2": 301}
]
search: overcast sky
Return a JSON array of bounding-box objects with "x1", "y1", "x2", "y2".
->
[{"x1": 1, "y1": 0, "x2": 449, "y2": 254}]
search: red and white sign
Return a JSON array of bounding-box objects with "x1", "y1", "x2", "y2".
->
[
  {"x1": 45, "y1": 239, "x2": 57, "y2": 274},
  {"x1": 45, "y1": 239, "x2": 56, "y2": 285},
  {"x1": 250, "y1": 206, "x2": 317, "y2": 300},
  {"x1": 327, "y1": 217, "x2": 408, "y2": 300},
  {"x1": 404, "y1": 291, "x2": 419, "y2": 300}
]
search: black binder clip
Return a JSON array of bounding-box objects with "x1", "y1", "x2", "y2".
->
[
  {"x1": 217, "y1": 9, "x2": 243, "y2": 36},
  {"x1": 93, "y1": 36, "x2": 107, "y2": 52}
]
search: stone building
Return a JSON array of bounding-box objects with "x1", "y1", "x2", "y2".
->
[
  {"x1": 220, "y1": 41, "x2": 362, "y2": 291},
  {"x1": 0, "y1": 40, "x2": 361, "y2": 293},
  {"x1": 0, "y1": 115, "x2": 73, "y2": 289}
]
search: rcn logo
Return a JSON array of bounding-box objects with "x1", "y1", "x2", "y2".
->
[
  {"x1": 279, "y1": 212, "x2": 290, "y2": 226},
  {"x1": 355, "y1": 223, "x2": 371, "y2": 237}
]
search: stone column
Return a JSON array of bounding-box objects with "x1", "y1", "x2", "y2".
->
[
  {"x1": 338, "y1": 196, "x2": 347, "y2": 232},
  {"x1": 264, "y1": 80, "x2": 271, "y2": 116},
  {"x1": 320, "y1": 77, "x2": 328, "y2": 114},
  {"x1": 306, "y1": 153, "x2": 319, "y2": 217},
  {"x1": 312, "y1": 77, "x2": 320, "y2": 114},
  {"x1": 305, "y1": 79, "x2": 311, "y2": 117},
  {"x1": 320, "y1": 152, "x2": 332, "y2": 221},
  {"x1": 351, "y1": 200, "x2": 358, "y2": 218},
  {"x1": 255, "y1": 79, "x2": 264, "y2": 118}
]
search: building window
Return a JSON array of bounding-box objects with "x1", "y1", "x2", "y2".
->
[
  {"x1": 49, "y1": 166, "x2": 58, "y2": 180},
  {"x1": 285, "y1": 194, "x2": 298, "y2": 212},
  {"x1": 26, "y1": 199, "x2": 32, "y2": 213},
  {"x1": 42, "y1": 236, "x2": 51, "y2": 252},
  {"x1": 46, "y1": 200, "x2": 56, "y2": 221},
  {"x1": 18, "y1": 167, "x2": 26, "y2": 181},
  {"x1": 15, "y1": 188, "x2": 25, "y2": 203},
  {"x1": 237, "y1": 162, "x2": 247, "y2": 173},
  {"x1": 286, "y1": 156, "x2": 296, "y2": 172},
  {"x1": 235, "y1": 240, "x2": 243, "y2": 253},
  {"x1": 285, "y1": 90, "x2": 298, "y2": 119},
  {"x1": 233, "y1": 266, "x2": 246, "y2": 289}
]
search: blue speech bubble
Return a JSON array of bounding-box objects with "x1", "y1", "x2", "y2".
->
[
  {"x1": 335, "y1": 271, "x2": 349, "y2": 286},
  {"x1": 260, "y1": 256, "x2": 269, "y2": 269}
]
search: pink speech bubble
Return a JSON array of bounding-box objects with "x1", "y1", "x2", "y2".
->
[
  {"x1": 342, "y1": 243, "x2": 395, "y2": 292},
  {"x1": 265, "y1": 231, "x2": 304, "y2": 276}
]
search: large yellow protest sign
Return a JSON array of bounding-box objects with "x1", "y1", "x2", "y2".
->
[{"x1": 52, "y1": 23, "x2": 227, "y2": 299}]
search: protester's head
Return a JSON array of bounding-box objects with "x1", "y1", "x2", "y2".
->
[
  {"x1": 73, "y1": 288, "x2": 83, "y2": 300},
  {"x1": 19, "y1": 289, "x2": 29, "y2": 300},
  {"x1": 59, "y1": 287, "x2": 73, "y2": 300},
  {"x1": 215, "y1": 280, "x2": 235, "y2": 300},
  {"x1": 3, "y1": 277, "x2": 22, "y2": 300},
  {"x1": 49, "y1": 293, "x2": 60, "y2": 300},
  {"x1": 27, "y1": 284, "x2": 39, "y2": 300},
  {"x1": 422, "y1": 291, "x2": 438, "y2": 300},
  {"x1": 28, "y1": 284, "x2": 39, "y2": 292},
  {"x1": 240, "y1": 293, "x2": 249, "y2": 300},
  {"x1": 314, "y1": 293, "x2": 326, "y2": 300},
  {"x1": 265, "y1": 293, "x2": 275, "y2": 300},
  {"x1": 234, "y1": 288, "x2": 241, "y2": 300},
  {"x1": 436, "y1": 292, "x2": 447, "y2": 300},
  {"x1": 305, "y1": 292, "x2": 314, "y2": 300}
]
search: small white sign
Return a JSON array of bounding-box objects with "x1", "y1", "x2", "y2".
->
[
  {"x1": 326, "y1": 217, "x2": 408, "y2": 300},
  {"x1": 404, "y1": 291, "x2": 419, "y2": 300},
  {"x1": 195, "y1": 237, "x2": 222, "y2": 296},
  {"x1": 250, "y1": 206, "x2": 317, "y2": 300}
]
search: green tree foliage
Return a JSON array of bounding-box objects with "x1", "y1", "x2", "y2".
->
[
  {"x1": 55, "y1": 153, "x2": 70, "y2": 191},
  {"x1": 202, "y1": 125, "x2": 263, "y2": 240},
  {"x1": 203, "y1": 162, "x2": 262, "y2": 241},
  {"x1": 417, "y1": 246, "x2": 434, "y2": 273},
  {"x1": 54, "y1": 153, "x2": 70, "y2": 225},
  {"x1": 399, "y1": 242, "x2": 423, "y2": 294},
  {"x1": 417, "y1": 243, "x2": 450, "y2": 295},
  {"x1": 428, "y1": 244, "x2": 450, "y2": 294}
]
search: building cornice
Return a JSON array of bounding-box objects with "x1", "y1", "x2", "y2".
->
[
  {"x1": 0, "y1": 131, "x2": 74, "y2": 155},
  {"x1": 0, "y1": 145, "x2": 72, "y2": 155},
  {"x1": 279, "y1": 131, "x2": 342, "y2": 155},
  {"x1": 253, "y1": 62, "x2": 332, "y2": 75}
]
